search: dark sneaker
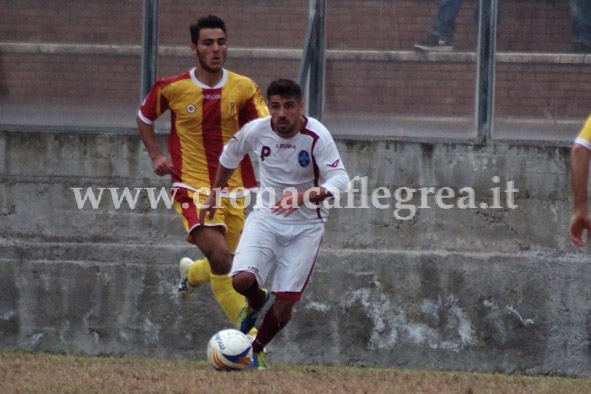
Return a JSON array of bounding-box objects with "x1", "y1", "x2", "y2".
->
[
  {"x1": 566, "y1": 41, "x2": 591, "y2": 54},
  {"x1": 414, "y1": 34, "x2": 453, "y2": 52},
  {"x1": 236, "y1": 288, "x2": 270, "y2": 334}
]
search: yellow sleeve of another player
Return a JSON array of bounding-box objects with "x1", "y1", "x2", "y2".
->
[{"x1": 575, "y1": 114, "x2": 591, "y2": 150}]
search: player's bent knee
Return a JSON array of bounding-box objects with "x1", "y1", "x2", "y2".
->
[
  {"x1": 232, "y1": 272, "x2": 256, "y2": 293},
  {"x1": 206, "y1": 250, "x2": 233, "y2": 275}
]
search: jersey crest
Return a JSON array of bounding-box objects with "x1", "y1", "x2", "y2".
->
[{"x1": 298, "y1": 150, "x2": 311, "y2": 167}]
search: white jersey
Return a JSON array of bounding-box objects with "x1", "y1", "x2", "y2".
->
[{"x1": 219, "y1": 115, "x2": 350, "y2": 223}]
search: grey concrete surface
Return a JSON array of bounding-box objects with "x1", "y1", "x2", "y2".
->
[
  {"x1": 1, "y1": 129, "x2": 590, "y2": 376},
  {"x1": 0, "y1": 101, "x2": 581, "y2": 142}
]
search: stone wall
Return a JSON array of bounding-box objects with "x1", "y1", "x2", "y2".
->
[{"x1": 2, "y1": 129, "x2": 590, "y2": 376}]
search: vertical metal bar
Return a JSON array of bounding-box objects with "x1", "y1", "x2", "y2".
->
[
  {"x1": 308, "y1": 0, "x2": 326, "y2": 120},
  {"x1": 307, "y1": 14, "x2": 319, "y2": 118},
  {"x1": 140, "y1": 0, "x2": 158, "y2": 102},
  {"x1": 475, "y1": 0, "x2": 498, "y2": 142},
  {"x1": 297, "y1": 0, "x2": 317, "y2": 90}
]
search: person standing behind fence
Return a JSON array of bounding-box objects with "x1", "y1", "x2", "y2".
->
[
  {"x1": 413, "y1": 0, "x2": 501, "y2": 52},
  {"x1": 569, "y1": 114, "x2": 591, "y2": 246},
  {"x1": 415, "y1": 0, "x2": 591, "y2": 53},
  {"x1": 568, "y1": 0, "x2": 591, "y2": 53},
  {"x1": 136, "y1": 15, "x2": 269, "y2": 332},
  {"x1": 200, "y1": 79, "x2": 350, "y2": 369}
]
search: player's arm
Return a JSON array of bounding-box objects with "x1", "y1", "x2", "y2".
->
[
  {"x1": 571, "y1": 144, "x2": 591, "y2": 214},
  {"x1": 271, "y1": 186, "x2": 341, "y2": 217},
  {"x1": 315, "y1": 136, "x2": 351, "y2": 200},
  {"x1": 569, "y1": 143, "x2": 591, "y2": 246},
  {"x1": 136, "y1": 116, "x2": 176, "y2": 177},
  {"x1": 273, "y1": 140, "x2": 350, "y2": 217},
  {"x1": 302, "y1": 187, "x2": 336, "y2": 203}
]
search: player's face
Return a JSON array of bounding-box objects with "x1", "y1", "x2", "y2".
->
[
  {"x1": 192, "y1": 28, "x2": 227, "y2": 73},
  {"x1": 269, "y1": 95, "x2": 304, "y2": 138}
]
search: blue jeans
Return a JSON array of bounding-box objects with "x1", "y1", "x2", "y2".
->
[
  {"x1": 571, "y1": 0, "x2": 591, "y2": 45},
  {"x1": 432, "y1": 0, "x2": 501, "y2": 42}
]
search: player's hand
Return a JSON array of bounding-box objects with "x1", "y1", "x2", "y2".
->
[
  {"x1": 152, "y1": 155, "x2": 177, "y2": 177},
  {"x1": 199, "y1": 194, "x2": 218, "y2": 223},
  {"x1": 569, "y1": 213, "x2": 591, "y2": 247},
  {"x1": 272, "y1": 192, "x2": 302, "y2": 217}
]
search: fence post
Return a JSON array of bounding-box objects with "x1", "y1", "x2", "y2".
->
[
  {"x1": 297, "y1": 0, "x2": 326, "y2": 120},
  {"x1": 475, "y1": 0, "x2": 498, "y2": 142},
  {"x1": 140, "y1": 0, "x2": 158, "y2": 102}
]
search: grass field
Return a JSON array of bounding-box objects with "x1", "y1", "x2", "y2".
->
[{"x1": 2, "y1": 352, "x2": 591, "y2": 394}]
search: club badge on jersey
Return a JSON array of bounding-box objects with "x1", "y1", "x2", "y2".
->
[{"x1": 298, "y1": 150, "x2": 311, "y2": 167}]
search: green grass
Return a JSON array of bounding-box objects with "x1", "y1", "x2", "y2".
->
[{"x1": 1, "y1": 352, "x2": 591, "y2": 394}]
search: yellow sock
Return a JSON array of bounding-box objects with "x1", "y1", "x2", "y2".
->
[
  {"x1": 187, "y1": 258, "x2": 211, "y2": 285},
  {"x1": 210, "y1": 273, "x2": 248, "y2": 326}
]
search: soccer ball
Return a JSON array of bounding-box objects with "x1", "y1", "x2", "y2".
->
[{"x1": 207, "y1": 328, "x2": 253, "y2": 371}]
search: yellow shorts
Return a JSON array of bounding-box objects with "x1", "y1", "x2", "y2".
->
[{"x1": 173, "y1": 188, "x2": 246, "y2": 253}]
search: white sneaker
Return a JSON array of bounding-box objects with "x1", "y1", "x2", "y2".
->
[
  {"x1": 177, "y1": 257, "x2": 197, "y2": 301},
  {"x1": 413, "y1": 34, "x2": 453, "y2": 52}
]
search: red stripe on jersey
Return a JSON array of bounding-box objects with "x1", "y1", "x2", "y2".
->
[
  {"x1": 237, "y1": 95, "x2": 264, "y2": 189},
  {"x1": 174, "y1": 187, "x2": 200, "y2": 226},
  {"x1": 139, "y1": 72, "x2": 189, "y2": 121},
  {"x1": 238, "y1": 95, "x2": 260, "y2": 128},
  {"x1": 239, "y1": 154, "x2": 258, "y2": 189},
  {"x1": 201, "y1": 88, "x2": 224, "y2": 186},
  {"x1": 168, "y1": 112, "x2": 182, "y2": 183},
  {"x1": 140, "y1": 72, "x2": 192, "y2": 184},
  {"x1": 301, "y1": 127, "x2": 322, "y2": 220}
]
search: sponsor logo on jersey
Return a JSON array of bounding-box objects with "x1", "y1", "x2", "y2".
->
[
  {"x1": 327, "y1": 159, "x2": 340, "y2": 168},
  {"x1": 204, "y1": 93, "x2": 222, "y2": 100},
  {"x1": 276, "y1": 143, "x2": 296, "y2": 150},
  {"x1": 298, "y1": 150, "x2": 311, "y2": 167},
  {"x1": 186, "y1": 104, "x2": 196, "y2": 114},
  {"x1": 246, "y1": 265, "x2": 259, "y2": 274}
]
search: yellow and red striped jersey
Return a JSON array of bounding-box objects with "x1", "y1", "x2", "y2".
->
[
  {"x1": 575, "y1": 114, "x2": 591, "y2": 150},
  {"x1": 138, "y1": 68, "x2": 269, "y2": 192}
]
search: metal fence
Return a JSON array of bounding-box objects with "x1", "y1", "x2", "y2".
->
[{"x1": 1, "y1": 0, "x2": 588, "y2": 142}]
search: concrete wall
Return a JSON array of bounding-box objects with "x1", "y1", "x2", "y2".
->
[{"x1": 1, "y1": 129, "x2": 590, "y2": 376}]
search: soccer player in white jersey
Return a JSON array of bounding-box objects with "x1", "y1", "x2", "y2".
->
[
  {"x1": 200, "y1": 79, "x2": 350, "y2": 369},
  {"x1": 569, "y1": 113, "x2": 591, "y2": 246}
]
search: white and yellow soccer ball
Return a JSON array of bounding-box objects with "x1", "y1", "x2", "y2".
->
[{"x1": 207, "y1": 328, "x2": 253, "y2": 371}]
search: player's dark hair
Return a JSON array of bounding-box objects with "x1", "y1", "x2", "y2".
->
[
  {"x1": 190, "y1": 15, "x2": 227, "y2": 44},
  {"x1": 267, "y1": 79, "x2": 302, "y2": 101}
]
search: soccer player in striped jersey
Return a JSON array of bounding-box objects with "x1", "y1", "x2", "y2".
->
[
  {"x1": 569, "y1": 114, "x2": 591, "y2": 246},
  {"x1": 136, "y1": 15, "x2": 269, "y2": 331},
  {"x1": 200, "y1": 79, "x2": 350, "y2": 369}
]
